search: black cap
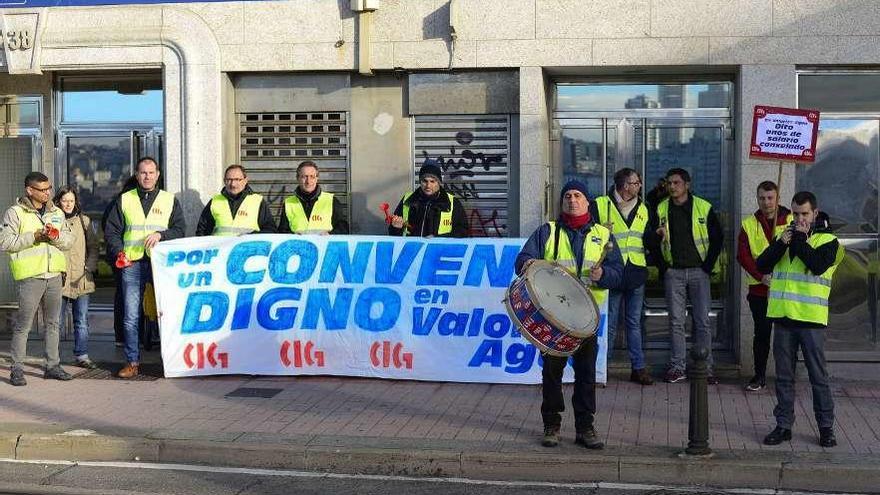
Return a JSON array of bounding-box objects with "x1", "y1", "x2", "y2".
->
[{"x1": 418, "y1": 159, "x2": 442, "y2": 183}]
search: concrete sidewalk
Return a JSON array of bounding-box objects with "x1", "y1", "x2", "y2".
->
[{"x1": 1, "y1": 335, "x2": 879, "y2": 493}]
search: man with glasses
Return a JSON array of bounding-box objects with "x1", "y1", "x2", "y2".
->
[
  {"x1": 0, "y1": 172, "x2": 74, "y2": 386},
  {"x1": 647, "y1": 168, "x2": 723, "y2": 384},
  {"x1": 196, "y1": 164, "x2": 275, "y2": 236},
  {"x1": 105, "y1": 157, "x2": 186, "y2": 378},
  {"x1": 279, "y1": 161, "x2": 349, "y2": 235},
  {"x1": 591, "y1": 168, "x2": 653, "y2": 385}
]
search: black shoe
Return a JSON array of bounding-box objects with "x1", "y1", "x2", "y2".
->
[
  {"x1": 819, "y1": 427, "x2": 837, "y2": 447},
  {"x1": 75, "y1": 358, "x2": 99, "y2": 370},
  {"x1": 9, "y1": 367, "x2": 26, "y2": 387},
  {"x1": 745, "y1": 376, "x2": 766, "y2": 392},
  {"x1": 763, "y1": 426, "x2": 792, "y2": 445},
  {"x1": 575, "y1": 428, "x2": 604, "y2": 450},
  {"x1": 44, "y1": 365, "x2": 73, "y2": 381},
  {"x1": 541, "y1": 426, "x2": 560, "y2": 447}
]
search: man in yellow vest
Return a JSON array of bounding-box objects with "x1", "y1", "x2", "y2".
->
[
  {"x1": 757, "y1": 191, "x2": 842, "y2": 448},
  {"x1": 647, "y1": 168, "x2": 723, "y2": 384},
  {"x1": 590, "y1": 168, "x2": 653, "y2": 385},
  {"x1": 515, "y1": 180, "x2": 623, "y2": 450},
  {"x1": 104, "y1": 157, "x2": 186, "y2": 378},
  {"x1": 196, "y1": 164, "x2": 276, "y2": 236},
  {"x1": 279, "y1": 161, "x2": 349, "y2": 235},
  {"x1": 736, "y1": 181, "x2": 792, "y2": 392},
  {"x1": 388, "y1": 159, "x2": 468, "y2": 238},
  {"x1": 0, "y1": 172, "x2": 74, "y2": 386}
]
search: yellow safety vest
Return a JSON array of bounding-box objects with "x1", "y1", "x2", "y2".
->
[
  {"x1": 656, "y1": 195, "x2": 714, "y2": 266},
  {"x1": 8, "y1": 205, "x2": 66, "y2": 280},
  {"x1": 401, "y1": 192, "x2": 454, "y2": 237},
  {"x1": 121, "y1": 189, "x2": 174, "y2": 261},
  {"x1": 210, "y1": 193, "x2": 262, "y2": 236},
  {"x1": 766, "y1": 233, "x2": 843, "y2": 326},
  {"x1": 595, "y1": 195, "x2": 647, "y2": 267},
  {"x1": 284, "y1": 192, "x2": 334, "y2": 234},
  {"x1": 741, "y1": 212, "x2": 793, "y2": 285},
  {"x1": 543, "y1": 221, "x2": 610, "y2": 305}
]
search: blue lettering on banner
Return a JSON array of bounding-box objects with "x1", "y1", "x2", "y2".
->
[
  {"x1": 302, "y1": 288, "x2": 353, "y2": 330},
  {"x1": 256, "y1": 287, "x2": 302, "y2": 330},
  {"x1": 227, "y1": 241, "x2": 270, "y2": 284},
  {"x1": 463, "y1": 245, "x2": 519, "y2": 287},
  {"x1": 467, "y1": 340, "x2": 538, "y2": 374},
  {"x1": 181, "y1": 291, "x2": 228, "y2": 334},
  {"x1": 375, "y1": 241, "x2": 422, "y2": 284},
  {"x1": 269, "y1": 240, "x2": 318, "y2": 284},
  {"x1": 417, "y1": 244, "x2": 467, "y2": 285},
  {"x1": 353, "y1": 287, "x2": 400, "y2": 331},
  {"x1": 318, "y1": 242, "x2": 371, "y2": 284}
]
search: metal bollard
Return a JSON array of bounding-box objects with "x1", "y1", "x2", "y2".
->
[{"x1": 685, "y1": 346, "x2": 712, "y2": 456}]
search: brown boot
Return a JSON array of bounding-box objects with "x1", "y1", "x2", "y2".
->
[
  {"x1": 117, "y1": 363, "x2": 139, "y2": 379},
  {"x1": 630, "y1": 368, "x2": 654, "y2": 385}
]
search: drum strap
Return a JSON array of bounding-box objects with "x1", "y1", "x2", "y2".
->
[{"x1": 552, "y1": 222, "x2": 561, "y2": 261}]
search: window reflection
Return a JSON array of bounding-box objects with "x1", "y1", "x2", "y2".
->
[
  {"x1": 561, "y1": 127, "x2": 609, "y2": 197},
  {"x1": 557, "y1": 83, "x2": 730, "y2": 111},
  {"x1": 797, "y1": 119, "x2": 878, "y2": 234},
  {"x1": 67, "y1": 136, "x2": 133, "y2": 217}
]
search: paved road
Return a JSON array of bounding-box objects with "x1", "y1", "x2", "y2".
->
[{"x1": 0, "y1": 458, "x2": 868, "y2": 495}]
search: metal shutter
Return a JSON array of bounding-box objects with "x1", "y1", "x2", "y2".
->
[
  {"x1": 412, "y1": 115, "x2": 510, "y2": 237},
  {"x1": 239, "y1": 112, "x2": 349, "y2": 222}
]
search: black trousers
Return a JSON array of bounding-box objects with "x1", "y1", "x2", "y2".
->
[
  {"x1": 541, "y1": 336, "x2": 598, "y2": 432},
  {"x1": 747, "y1": 294, "x2": 773, "y2": 378}
]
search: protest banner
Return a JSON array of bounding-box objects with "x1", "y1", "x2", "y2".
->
[{"x1": 152, "y1": 235, "x2": 609, "y2": 384}]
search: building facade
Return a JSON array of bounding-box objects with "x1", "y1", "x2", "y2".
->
[{"x1": 0, "y1": 0, "x2": 877, "y2": 371}]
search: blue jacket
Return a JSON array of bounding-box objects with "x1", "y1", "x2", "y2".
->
[{"x1": 514, "y1": 218, "x2": 624, "y2": 291}]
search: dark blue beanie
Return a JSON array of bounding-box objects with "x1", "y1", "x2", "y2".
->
[
  {"x1": 418, "y1": 159, "x2": 442, "y2": 182},
  {"x1": 560, "y1": 179, "x2": 590, "y2": 203}
]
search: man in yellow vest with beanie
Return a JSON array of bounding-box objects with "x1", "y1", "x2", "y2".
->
[
  {"x1": 0, "y1": 172, "x2": 74, "y2": 386},
  {"x1": 646, "y1": 168, "x2": 723, "y2": 384},
  {"x1": 279, "y1": 161, "x2": 348, "y2": 235},
  {"x1": 736, "y1": 181, "x2": 792, "y2": 392},
  {"x1": 757, "y1": 191, "x2": 842, "y2": 448},
  {"x1": 104, "y1": 157, "x2": 186, "y2": 378},
  {"x1": 388, "y1": 159, "x2": 468, "y2": 238},
  {"x1": 196, "y1": 164, "x2": 276, "y2": 236},
  {"x1": 590, "y1": 167, "x2": 653, "y2": 385},
  {"x1": 515, "y1": 179, "x2": 623, "y2": 450}
]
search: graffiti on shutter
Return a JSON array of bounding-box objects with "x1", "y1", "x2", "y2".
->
[
  {"x1": 239, "y1": 112, "x2": 349, "y2": 223},
  {"x1": 413, "y1": 115, "x2": 510, "y2": 237}
]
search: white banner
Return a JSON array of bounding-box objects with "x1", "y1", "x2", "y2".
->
[{"x1": 152, "y1": 235, "x2": 608, "y2": 384}]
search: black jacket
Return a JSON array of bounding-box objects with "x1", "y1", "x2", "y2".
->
[
  {"x1": 589, "y1": 187, "x2": 649, "y2": 290},
  {"x1": 104, "y1": 187, "x2": 186, "y2": 257},
  {"x1": 645, "y1": 193, "x2": 723, "y2": 275},
  {"x1": 195, "y1": 185, "x2": 276, "y2": 236},
  {"x1": 277, "y1": 186, "x2": 349, "y2": 235},
  {"x1": 756, "y1": 211, "x2": 838, "y2": 329},
  {"x1": 388, "y1": 187, "x2": 469, "y2": 238}
]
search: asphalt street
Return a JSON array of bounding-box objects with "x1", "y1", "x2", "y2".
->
[{"x1": 0, "y1": 459, "x2": 868, "y2": 495}]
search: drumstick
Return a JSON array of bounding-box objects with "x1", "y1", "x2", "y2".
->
[{"x1": 380, "y1": 202, "x2": 412, "y2": 230}]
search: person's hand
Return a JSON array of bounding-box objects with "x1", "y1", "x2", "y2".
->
[
  {"x1": 390, "y1": 215, "x2": 404, "y2": 229},
  {"x1": 144, "y1": 232, "x2": 162, "y2": 250},
  {"x1": 33, "y1": 229, "x2": 48, "y2": 243},
  {"x1": 795, "y1": 219, "x2": 811, "y2": 234},
  {"x1": 656, "y1": 225, "x2": 667, "y2": 238},
  {"x1": 761, "y1": 274, "x2": 772, "y2": 286},
  {"x1": 589, "y1": 265, "x2": 603, "y2": 282},
  {"x1": 780, "y1": 228, "x2": 793, "y2": 245}
]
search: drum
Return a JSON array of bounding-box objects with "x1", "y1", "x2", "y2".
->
[{"x1": 504, "y1": 260, "x2": 600, "y2": 357}]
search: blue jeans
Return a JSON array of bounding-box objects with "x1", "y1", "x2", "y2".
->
[
  {"x1": 664, "y1": 267, "x2": 714, "y2": 374},
  {"x1": 607, "y1": 284, "x2": 646, "y2": 370},
  {"x1": 121, "y1": 259, "x2": 151, "y2": 363},
  {"x1": 61, "y1": 295, "x2": 90, "y2": 359},
  {"x1": 773, "y1": 323, "x2": 834, "y2": 429}
]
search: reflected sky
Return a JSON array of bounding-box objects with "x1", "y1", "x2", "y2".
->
[
  {"x1": 62, "y1": 89, "x2": 163, "y2": 123},
  {"x1": 557, "y1": 83, "x2": 730, "y2": 111}
]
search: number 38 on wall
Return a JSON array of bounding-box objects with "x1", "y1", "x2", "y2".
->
[{"x1": 3, "y1": 30, "x2": 32, "y2": 51}]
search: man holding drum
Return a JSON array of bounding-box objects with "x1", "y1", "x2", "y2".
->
[{"x1": 515, "y1": 179, "x2": 623, "y2": 450}]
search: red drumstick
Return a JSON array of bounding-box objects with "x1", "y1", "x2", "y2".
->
[{"x1": 380, "y1": 202, "x2": 412, "y2": 230}]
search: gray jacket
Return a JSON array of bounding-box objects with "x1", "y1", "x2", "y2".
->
[{"x1": 0, "y1": 197, "x2": 74, "y2": 279}]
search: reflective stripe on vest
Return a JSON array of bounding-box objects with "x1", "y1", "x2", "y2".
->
[
  {"x1": 595, "y1": 195, "x2": 647, "y2": 267},
  {"x1": 543, "y1": 221, "x2": 610, "y2": 305},
  {"x1": 211, "y1": 193, "x2": 262, "y2": 236},
  {"x1": 401, "y1": 192, "x2": 454, "y2": 237},
  {"x1": 766, "y1": 232, "x2": 842, "y2": 326},
  {"x1": 121, "y1": 189, "x2": 174, "y2": 261},
  {"x1": 8, "y1": 206, "x2": 67, "y2": 280},
  {"x1": 656, "y1": 195, "x2": 713, "y2": 266},
  {"x1": 741, "y1": 213, "x2": 793, "y2": 285},
  {"x1": 284, "y1": 192, "x2": 334, "y2": 234}
]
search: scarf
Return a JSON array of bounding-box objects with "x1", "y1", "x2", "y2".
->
[{"x1": 561, "y1": 211, "x2": 590, "y2": 230}]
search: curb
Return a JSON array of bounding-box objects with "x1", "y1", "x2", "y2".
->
[{"x1": 2, "y1": 431, "x2": 879, "y2": 493}]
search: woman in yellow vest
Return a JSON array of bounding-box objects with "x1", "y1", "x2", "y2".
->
[
  {"x1": 756, "y1": 191, "x2": 842, "y2": 448},
  {"x1": 514, "y1": 180, "x2": 624, "y2": 450},
  {"x1": 196, "y1": 164, "x2": 276, "y2": 236},
  {"x1": 388, "y1": 160, "x2": 468, "y2": 238},
  {"x1": 279, "y1": 161, "x2": 349, "y2": 235},
  {"x1": 0, "y1": 172, "x2": 74, "y2": 386}
]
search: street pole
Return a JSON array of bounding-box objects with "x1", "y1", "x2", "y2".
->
[{"x1": 684, "y1": 346, "x2": 712, "y2": 457}]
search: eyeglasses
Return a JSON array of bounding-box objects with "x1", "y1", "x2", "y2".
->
[
  {"x1": 29, "y1": 185, "x2": 53, "y2": 193},
  {"x1": 224, "y1": 177, "x2": 246, "y2": 183},
  {"x1": 626, "y1": 181, "x2": 642, "y2": 187}
]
